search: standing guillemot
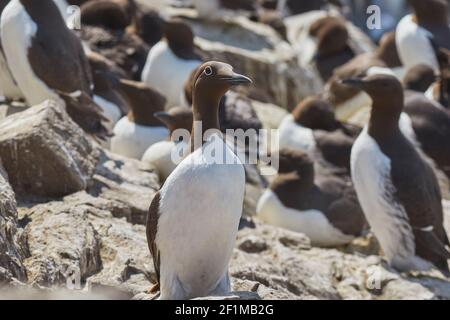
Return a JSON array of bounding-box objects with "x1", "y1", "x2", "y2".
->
[
  {"x1": 111, "y1": 79, "x2": 168, "y2": 159},
  {"x1": 257, "y1": 148, "x2": 366, "y2": 247},
  {"x1": 147, "y1": 61, "x2": 251, "y2": 300},
  {"x1": 345, "y1": 74, "x2": 450, "y2": 273},
  {"x1": 0, "y1": 0, "x2": 22, "y2": 101},
  {"x1": 142, "y1": 107, "x2": 193, "y2": 181},
  {"x1": 309, "y1": 16, "x2": 355, "y2": 82},
  {"x1": 278, "y1": 96, "x2": 360, "y2": 171},
  {"x1": 0, "y1": 0, "x2": 108, "y2": 138},
  {"x1": 325, "y1": 31, "x2": 403, "y2": 121},
  {"x1": 141, "y1": 19, "x2": 202, "y2": 109},
  {"x1": 396, "y1": 0, "x2": 450, "y2": 73}
]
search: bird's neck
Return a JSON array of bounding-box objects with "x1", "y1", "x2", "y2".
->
[
  {"x1": 190, "y1": 94, "x2": 221, "y2": 151},
  {"x1": 368, "y1": 101, "x2": 402, "y2": 140}
]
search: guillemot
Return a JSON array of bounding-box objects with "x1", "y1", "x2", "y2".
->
[
  {"x1": 257, "y1": 148, "x2": 366, "y2": 247},
  {"x1": 141, "y1": 107, "x2": 193, "y2": 182},
  {"x1": 141, "y1": 18, "x2": 202, "y2": 109},
  {"x1": 1, "y1": 0, "x2": 108, "y2": 138},
  {"x1": 146, "y1": 61, "x2": 251, "y2": 300},
  {"x1": 345, "y1": 74, "x2": 450, "y2": 273},
  {"x1": 325, "y1": 31, "x2": 403, "y2": 122},
  {"x1": 278, "y1": 96, "x2": 360, "y2": 171},
  {"x1": 309, "y1": 16, "x2": 355, "y2": 82},
  {"x1": 111, "y1": 79, "x2": 168, "y2": 159},
  {"x1": 396, "y1": 0, "x2": 450, "y2": 73}
]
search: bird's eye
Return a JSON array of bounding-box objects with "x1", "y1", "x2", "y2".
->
[{"x1": 204, "y1": 66, "x2": 213, "y2": 76}]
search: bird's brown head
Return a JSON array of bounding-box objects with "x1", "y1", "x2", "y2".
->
[
  {"x1": 191, "y1": 61, "x2": 252, "y2": 108},
  {"x1": 292, "y1": 96, "x2": 339, "y2": 131},
  {"x1": 164, "y1": 18, "x2": 200, "y2": 60},
  {"x1": 342, "y1": 74, "x2": 404, "y2": 116},
  {"x1": 154, "y1": 107, "x2": 193, "y2": 136},
  {"x1": 403, "y1": 64, "x2": 437, "y2": 92},
  {"x1": 408, "y1": 0, "x2": 449, "y2": 26}
]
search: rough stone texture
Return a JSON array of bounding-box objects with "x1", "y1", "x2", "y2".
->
[
  {"x1": 88, "y1": 150, "x2": 160, "y2": 224},
  {"x1": 0, "y1": 162, "x2": 27, "y2": 282},
  {"x1": 0, "y1": 100, "x2": 99, "y2": 197},
  {"x1": 167, "y1": 8, "x2": 322, "y2": 110},
  {"x1": 22, "y1": 195, "x2": 103, "y2": 287}
]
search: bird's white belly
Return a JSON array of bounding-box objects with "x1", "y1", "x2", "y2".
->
[
  {"x1": 93, "y1": 94, "x2": 122, "y2": 131},
  {"x1": 1, "y1": 0, "x2": 58, "y2": 106},
  {"x1": 0, "y1": 50, "x2": 23, "y2": 100},
  {"x1": 277, "y1": 115, "x2": 316, "y2": 153},
  {"x1": 141, "y1": 42, "x2": 201, "y2": 109},
  {"x1": 395, "y1": 14, "x2": 439, "y2": 73},
  {"x1": 351, "y1": 128, "x2": 417, "y2": 267},
  {"x1": 157, "y1": 137, "x2": 245, "y2": 299},
  {"x1": 111, "y1": 116, "x2": 168, "y2": 159},
  {"x1": 256, "y1": 189, "x2": 354, "y2": 247}
]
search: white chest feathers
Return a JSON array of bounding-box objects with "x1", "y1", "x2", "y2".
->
[
  {"x1": 396, "y1": 14, "x2": 439, "y2": 73},
  {"x1": 350, "y1": 128, "x2": 430, "y2": 271},
  {"x1": 141, "y1": 41, "x2": 201, "y2": 109},
  {"x1": 0, "y1": 50, "x2": 22, "y2": 99},
  {"x1": 1, "y1": 0, "x2": 58, "y2": 106},
  {"x1": 277, "y1": 114, "x2": 316, "y2": 153},
  {"x1": 256, "y1": 189, "x2": 354, "y2": 247},
  {"x1": 156, "y1": 134, "x2": 245, "y2": 299},
  {"x1": 111, "y1": 116, "x2": 168, "y2": 160}
]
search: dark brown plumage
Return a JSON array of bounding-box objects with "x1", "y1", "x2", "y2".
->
[{"x1": 21, "y1": 0, "x2": 109, "y2": 138}]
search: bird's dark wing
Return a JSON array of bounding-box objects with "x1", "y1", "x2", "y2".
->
[{"x1": 146, "y1": 192, "x2": 161, "y2": 291}]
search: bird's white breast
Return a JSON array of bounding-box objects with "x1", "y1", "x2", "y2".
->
[
  {"x1": 111, "y1": 116, "x2": 168, "y2": 159},
  {"x1": 350, "y1": 127, "x2": 416, "y2": 267},
  {"x1": 141, "y1": 41, "x2": 201, "y2": 110},
  {"x1": 1, "y1": 0, "x2": 58, "y2": 106},
  {"x1": 277, "y1": 114, "x2": 316, "y2": 153},
  {"x1": 93, "y1": 94, "x2": 122, "y2": 131},
  {"x1": 257, "y1": 189, "x2": 354, "y2": 247},
  {"x1": 156, "y1": 134, "x2": 245, "y2": 299},
  {"x1": 396, "y1": 14, "x2": 439, "y2": 73},
  {"x1": 0, "y1": 50, "x2": 22, "y2": 100}
]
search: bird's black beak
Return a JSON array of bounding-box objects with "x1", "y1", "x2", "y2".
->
[
  {"x1": 225, "y1": 72, "x2": 253, "y2": 86},
  {"x1": 341, "y1": 77, "x2": 365, "y2": 88}
]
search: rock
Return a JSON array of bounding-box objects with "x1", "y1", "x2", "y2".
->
[
  {"x1": 0, "y1": 100, "x2": 99, "y2": 198},
  {"x1": 167, "y1": 8, "x2": 322, "y2": 109},
  {"x1": 22, "y1": 195, "x2": 102, "y2": 287},
  {"x1": 238, "y1": 235, "x2": 268, "y2": 253},
  {"x1": 88, "y1": 150, "x2": 160, "y2": 224},
  {"x1": 85, "y1": 209, "x2": 153, "y2": 296},
  {"x1": 230, "y1": 223, "x2": 450, "y2": 300},
  {"x1": 0, "y1": 162, "x2": 27, "y2": 282}
]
